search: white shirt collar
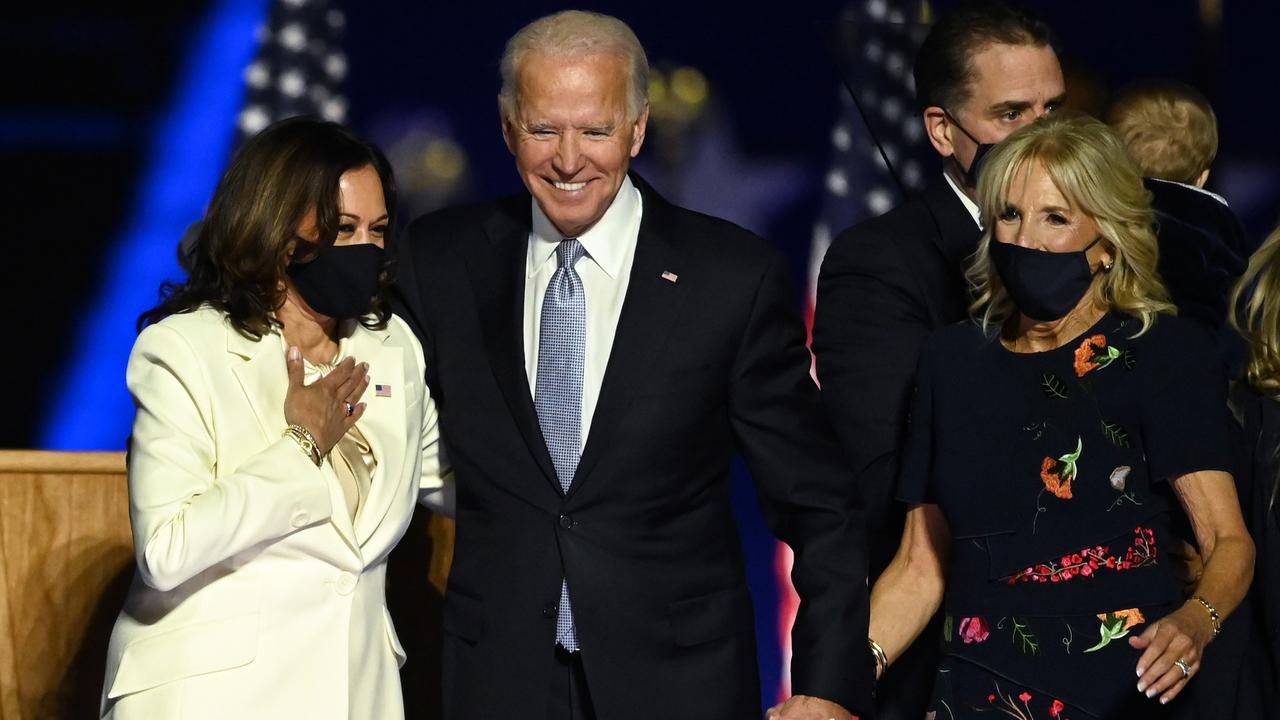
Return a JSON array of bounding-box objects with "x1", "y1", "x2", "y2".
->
[
  {"x1": 943, "y1": 171, "x2": 983, "y2": 229},
  {"x1": 528, "y1": 175, "x2": 640, "y2": 279},
  {"x1": 1146, "y1": 176, "x2": 1231, "y2": 207}
]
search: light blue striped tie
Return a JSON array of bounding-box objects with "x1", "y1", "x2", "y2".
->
[{"x1": 535, "y1": 238, "x2": 586, "y2": 651}]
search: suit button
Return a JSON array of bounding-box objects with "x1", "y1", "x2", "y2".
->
[
  {"x1": 290, "y1": 509, "x2": 310, "y2": 528},
  {"x1": 335, "y1": 572, "x2": 357, "y2": 595},
  {"x1": 558, "y1": 514, "x2": 574, "y2": 529},
  {"x1": 542, "y1": 603, "x2": 558, "y2": 619}
]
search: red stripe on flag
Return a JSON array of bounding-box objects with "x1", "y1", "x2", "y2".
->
[{"x1": 774, "y1": 542, "x2": 800, "y2": 702}]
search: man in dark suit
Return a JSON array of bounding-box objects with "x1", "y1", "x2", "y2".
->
[
  {"x1": 393, "y1": 10, "x2": 872, "y2": 720},
  {"x1": 810, "y1": 3, "x2": 1064, "y2": 717}
]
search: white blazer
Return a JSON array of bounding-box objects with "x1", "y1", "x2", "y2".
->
[{"x1": 101, "y1": 306, "x2": 450, "y2": 719}]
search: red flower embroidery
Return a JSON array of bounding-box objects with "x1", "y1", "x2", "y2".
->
[
  {"x1": 1098, "y1": 607, "x2": 1147, "y2": 631},
  {"x1": 1073, "y1": 333, "x2": 1122, "y2": 377},
  {"x1": 1073, "y1": 334, "x2": 1106, "y2": 376},
  {"x1": 1004, "y1": 527, "x2": 1159, "y2": 584},
  {"x1": 1050, "y1": 699, "x2": 1066, "y2": 717},
  {"x1": 1040, "y1": 457, "x2": 1073, "y2": 499},
  {"x1": 1040, "y1": 437, "x2": 1081, "y2": 500},
  {"x1": 958, "y1": 616, "x2": 990, "y2": 644},
  {"x1": 1018, "y1": 691, "x2": 1032, "y2": 703},
  {"x1": 987, "y1": 693, "x2": 996, "y2": 703}
]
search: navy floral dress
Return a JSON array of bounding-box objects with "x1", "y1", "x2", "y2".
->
[{"x1": 898, "y1": 312, "x2": 1233, "y2": 719}]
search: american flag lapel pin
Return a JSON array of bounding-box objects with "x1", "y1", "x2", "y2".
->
[
  {"x1": 660, "y1": 270, "x2": 678, "y2": 283},
  {"x1": 375, "y1": 384, "x2": 392, "y2": 397}
]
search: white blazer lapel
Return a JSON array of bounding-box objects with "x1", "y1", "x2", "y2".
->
[
  {"x1": 347, "y1": 323, "x2": 406, "y2": 548},
  {"x1": 225, "y1": 325, "x2": 288, "y2": 445},
  {"x1": 225, "y1": 323, "x2": 361, "y2": 554}
]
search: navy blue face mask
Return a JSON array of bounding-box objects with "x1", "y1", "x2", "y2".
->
[
  {"x1": 990, "y1": 237, "x2": 1105, "y2": 321},
  {"x1": 945, "y1": 110, "x2": 996, "y2": 187},
  {"x1": 287, "y1": 242, "x2": 385, "y2": 320}
]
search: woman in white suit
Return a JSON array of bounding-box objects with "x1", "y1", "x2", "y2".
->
[{"x1": 101, "y1": 117, "x2": 451, "y2": 719}]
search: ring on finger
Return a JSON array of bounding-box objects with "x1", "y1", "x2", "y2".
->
[
  {"x1": 344, "y1": 401, "x2": 354, "y2": 417},
  {"x1": 1175, "y1": 658, "x2": 1191, "y2": 678}
]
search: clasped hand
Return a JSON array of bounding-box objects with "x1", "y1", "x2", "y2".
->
[
  {"x1": 1130, "y1": 603, "x2": 1214, "y2": 705},
  {"x1": 764, "y1": 695, "x2": 852, "y2": 720},
  {"x1": 283, "y1": 346, "x2": 370, "y2": 455}
]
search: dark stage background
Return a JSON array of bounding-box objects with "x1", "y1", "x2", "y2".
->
[{"x1": 8, "y1": 0, "x2": 1278, "y2": 709}]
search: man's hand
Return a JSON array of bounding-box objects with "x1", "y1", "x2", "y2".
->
[{"x1": 764, "y1": 695, "x2": 854, "y2": 720}]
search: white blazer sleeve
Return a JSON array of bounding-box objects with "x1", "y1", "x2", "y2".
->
[
  {"x1": 416, "y1": 388, "x2": 454, "y2": 516},
  {"x1": 126, "y1": 323, "x2": 333, "y2": 592}
]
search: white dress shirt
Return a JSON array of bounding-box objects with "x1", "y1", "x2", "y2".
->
[
  {"x1": 523, "y1": 176, "x2": 643, "y2": 446},
  {"x1": 943, "y1": 171, "x2": 983, "y2": 229}
]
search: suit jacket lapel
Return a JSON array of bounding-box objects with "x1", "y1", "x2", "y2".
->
[
  {"x1": 225, "y1": 323, "x2": 361, "y2": 554},
  {"x1": 345, "y1": 322, "x2": 404, "y2": 547},
  {"x1": 922, "y1": 180, "x2": 981, "y2": 268},
  {"x1": 465, "y1": 196, "x2": 561, "y2": 493},
  {"x1": 572, "y1": 178, "x2": 689, "y2": 496}
]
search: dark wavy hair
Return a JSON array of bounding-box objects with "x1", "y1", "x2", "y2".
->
[
  {"x1": 913, "y1": 0, "x2": 1055, "y2": 112},
  {"x1": 139, "y1": 116, "x2": 398, "y2": 337}
]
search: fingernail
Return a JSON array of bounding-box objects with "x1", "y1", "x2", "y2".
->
[
  {"x1": 1137, "y1": 683, "x2": 1146, "y2": 693},
  {"x1": 1161, "y1": 697, "x2": 1169, "y2": 705},
  {"x1": 1146, "y1": 688, "x2": 1156, "y2": 698},
  {"x1": 362, "y1": 362, "x2": 370, "y2": 371},
  {"x1": 1136, "y1": 667, "x2": 1144, "y2": 676},
  {"x1": 288, "y1": 346, "x2": 301, "y2": 361}
]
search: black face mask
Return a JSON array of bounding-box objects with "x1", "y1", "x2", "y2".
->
[
  {"x1": 286, "y1": 242, "x2": 385, "y2": 320},
  {"x1": 945, "y1": 110, "x2": 996, "y2": 187},
  {"x1": 990, "y1": 237, "x2": 1104, "y2": 321}
]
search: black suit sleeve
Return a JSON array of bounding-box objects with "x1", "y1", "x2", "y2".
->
[
  {"x1": 389, "y1": 220, "x2": 429, "y2": 349},
  {"x1": 811, "y1": 226, "x2": 935, "y2": 549},
  {"x1": 729, "y1": 251, "x2": 873, "y2": 715}
]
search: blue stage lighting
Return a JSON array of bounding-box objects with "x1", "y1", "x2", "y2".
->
[{"x1": 40, "y1": 0, "x2": 268, "y2": 450}]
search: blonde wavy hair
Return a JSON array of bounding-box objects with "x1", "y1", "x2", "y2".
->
[
  {"x1": 1232, "y1": 225, "x2": 1280, "y2": 399},
  {"x1": 966, "y1": 113, "x2": 1174, "y2": 337}
]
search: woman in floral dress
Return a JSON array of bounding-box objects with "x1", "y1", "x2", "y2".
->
[{"x1": 866, "y1": 114, "x2": 1254, "y2": 719}]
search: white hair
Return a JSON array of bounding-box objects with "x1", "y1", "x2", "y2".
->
[{"x1": 499, "y1": 10, "x2": 649, "y2": 122}]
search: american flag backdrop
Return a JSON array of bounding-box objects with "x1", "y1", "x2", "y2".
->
[
  {"x1": 179, "y1": 0, "x2": 349, "y2": 265},
  {"x1": 236, "y1": 0, "x2": 348, "y2": 142},
  {"x1": 776, "y1": 0, "x2": 933, "y2": 702}
]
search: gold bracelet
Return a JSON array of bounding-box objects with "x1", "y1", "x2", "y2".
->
[
  {"x1": 868, "y1": 637, "x2": 889, "y2": 680},
  {"x1": 1190, "y1": 595, "x2": 1221, "y2": 638},
  {"x1": 283, "y1": 425, "x2": 322, "y2": 467}
]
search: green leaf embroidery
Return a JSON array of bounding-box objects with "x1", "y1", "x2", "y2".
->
[
  {"x1": 1122, "y1": 347, "x2": 1137, "y2": 370},
  {"x1": 942, "y1": 615, "x2": 953, "y2": 642},
  {"x1": 1009, "y1": 617, "x2": 1040, "y2": 656},
  {"x1": 1084, "y1": 612, "x2": 1131, "y2": 653},
  {"x1": 1092, "y1": 345, "x2": 1121, "y2": 371},
  {"x1": 1101, "y1": 420, "x2": 1131, "y2": 448},
  {"x1": 1041, "y1": 373, "x2": 1069, "y2": 399},
  {"x1": 1058, "y1": 437, "x2": 1083, "y2": 481}
]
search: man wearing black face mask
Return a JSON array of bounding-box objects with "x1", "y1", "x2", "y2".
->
[{"x1": 810, "y1": 2, "x2": 1065, "y2": 717}]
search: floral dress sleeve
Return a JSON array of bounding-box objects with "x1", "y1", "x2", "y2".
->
[{"x1": 1141, "y1": 318, "x2": 1234, "y2": 482}]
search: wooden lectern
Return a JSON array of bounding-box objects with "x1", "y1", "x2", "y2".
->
[{"x1": 0, "y1": 450, "x2": 453, "y2": 719}]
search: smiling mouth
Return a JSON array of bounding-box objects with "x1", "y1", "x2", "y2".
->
[{"x1": 549, "y1": 179, "x2": 588, "y2": 192}]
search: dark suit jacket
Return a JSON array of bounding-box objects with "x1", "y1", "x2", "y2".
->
[
  {"x1": 810, "y1": 180, "x2": 978, "y2": 720},
  {"x1": 1210, "y1": 383, "x2": 1280, "y2": 720},
  {"x1": 811, "y1": 180, "x2": 978, "y2": 568},
  {"x1": 1146, "y1": 177, "x2": 1249, "y2": 377},
  {"x1": 1148, "y1": 177, "x2": 1247, "y2": 333},
  {"x1": 393, "y1": 174, "x2": 872, "y2": 719}
]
